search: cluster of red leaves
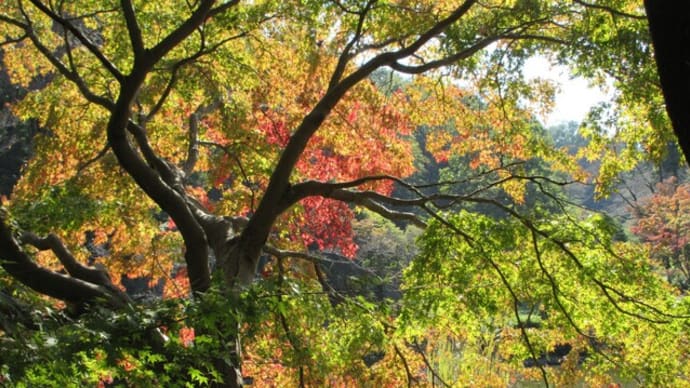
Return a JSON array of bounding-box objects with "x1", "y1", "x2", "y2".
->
[
  {"x1": 179, "y1": 326, "x2": 195, "y2": 348},
  {"x1": 253, "y1": 99, "x2": 412, "y2": 257},
  {"x1": 632, "y1": 177, "x2": 690, "y2": 258},
  {"x1": 182, "y1": 81, "x2": 413, "y2": 259},
  {"x1": 299, "y1": 197, "x2": 358, "y2": 257},
  {"x1": 257, "y1": 114, "x2": 290, "y2": 147},
  {"x1": 97, "y1": 376, "x2": 114, "y2": 388},
  {"x1": 163, "y1": 267, "x2": 191, "y2": 299}
]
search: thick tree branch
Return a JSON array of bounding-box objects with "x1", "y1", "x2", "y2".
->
[
  {"x1": 145, "y1": 0, "x2": 238, "y2": 66},
  {"x1": 0, "y1": 214, "x2": 125, "y2": 307},
  {"x1": 121, "y1": 0, "x2": 145, "y2": 56},
  {"x1": 330, "y1": 189, "x2": 428, "y2": 227},
  {"x1": 105, "y1": 12, "x2": 220, "y2": 293},
  {"x1": 0, "y1": 13, "x2": 28, "y2": 29},
  {"x1": 208, "y1": 0, "x2": 241, "y2": 19},
  {"x1": 288, "y1": 174, "x2": 512, "y2": 211},
  {"x1": 391, "y1": 33, "x2": 566, "y2": 74},
  {"x1": 125, "y1": 121, "x2": 182, "y2": 185},
  {"x1": 104, "y1": 0, "x2": 245, "y2": 292},
  {"x1": 141, "y1": 28, "x2": 250, "y2": 124},
  {"x1": 184, "y1": 100, "x2": 223, "y2": 174},
  {"x1": 110, "y1": 104, "x2": 211, "y2": 293},
  {"x1": 113, "y1": 51, "x2": 240, "y2": 294},
  {"x1": 23, "y1": 0, "x2": 241, "y2": 293},
  {"x1": 280, "y1": 178, "x2": 429, "y2": 227},
  {"x1": 390, "y1": 34, "x2": 499, "y2": 74},
  {"x1": 389, "y1": 0, "x2": 478, "y2": 59},
  {"x1": 0, "y1": 33, "x2": 28, "y2": 46},
  {"x1": 20, "y1": 232, "x2": 113, "y2": 287},
  {"x1": 144, "y1": 28, "x2": 251, "y2": 123}
]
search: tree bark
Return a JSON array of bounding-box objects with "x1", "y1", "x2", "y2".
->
[{"x1": 644, "y1": 1, "x2": 690, "y2": 165}]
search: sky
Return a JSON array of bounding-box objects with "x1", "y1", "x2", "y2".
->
[{"x1": 523, "y1": 56, "x2": 611, "y2": 128}]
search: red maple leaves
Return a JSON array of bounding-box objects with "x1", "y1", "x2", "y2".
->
[
  {"x1": 632, "y1": 177, "x2": 690, "y2": 259},
  {"x1": 253, "y1": 99, "x2": 413, "y2": 257}
]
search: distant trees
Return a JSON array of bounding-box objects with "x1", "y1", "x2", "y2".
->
[{"x1": 632, "y1": 177, "x2": 690, "y2": 289}]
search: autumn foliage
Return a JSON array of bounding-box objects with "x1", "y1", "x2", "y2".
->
[
  {"x1": 632, "y1": 177, "x2": 690, "y2": 287},
  {"x1": 1, "y1": 0, "x2": 689, "y2": 387}
]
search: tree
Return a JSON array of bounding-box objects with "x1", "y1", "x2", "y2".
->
[
  {"x1": 0, "y1": 1, "x2": 688, "y2": 386},
  {"x1": 632, "y1": 177, "x2": 690, "y2": 289},
  {"x1": 644, "y1": 1, "x2": 690, "y2": 166}
]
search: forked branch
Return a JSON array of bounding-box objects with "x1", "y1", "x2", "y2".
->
[{"x1": 0, "y1": 212, "x2": 126, "y2": 307}]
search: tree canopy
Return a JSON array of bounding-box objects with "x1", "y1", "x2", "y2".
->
[{"x1": 0, "y1": 1, "x2": 688, "y2": 386}]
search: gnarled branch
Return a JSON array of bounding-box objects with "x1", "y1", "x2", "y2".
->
[{"x1": 0, "y1": 214, "x2": 126, "y2": 308}]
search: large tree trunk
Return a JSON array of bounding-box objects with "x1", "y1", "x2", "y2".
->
[{"x1": 644, "y1": 1, "x2": 690, "y2": 166}]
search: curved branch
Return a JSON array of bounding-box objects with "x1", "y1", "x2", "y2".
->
[
  {"x1": 0, "y1": 13, "x2": 28, "y2": 30},
  {"x1": 146, "y1": 0, "x2": 238, "y2": 65},
  {"x1": 0, "y1": 32, "x2": 28, "y2": 46},
  {"x1": 390, "y1": 34, "x2": 500, "y2": 74},
  {"x1": 328, "y1": 189, "x2": 427, "y2": 228},
  {"x1": 110, "y1": 113, "x2": 211, "y2": 293},
  {"x1": 389, "y1": 33, "x2": 565, "y2": 74},
  {"x1": 279, "y1": 178, "x2": 429, "y2": 227},
  {"x1": 20, "y1": 232, "x2": 114, "y2": 288},
  {"x1": 0, "y1": 215, "x2": 125, "y2": 307},
  {"x1": 144, "y1": 28, "x2": 251, "y2": 123}
]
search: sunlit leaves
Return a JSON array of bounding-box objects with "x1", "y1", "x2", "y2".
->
[
  {"x1": 400, "y1": 210, "x2": 688, "y2": 384},
  {"x1": 2, "y1": 0, "x2": 688, "y2": 385}
]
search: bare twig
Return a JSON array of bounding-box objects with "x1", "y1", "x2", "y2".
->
[
  {"x1": 573, "y1": 0, "x2": 646, "y2": 20},
  {"x1": 409, "y1": 339, "x2": 452, "y2": 388},
  {"x1": 394, "y1": 344, "x2": 418, "y2": 388},
  {"x1": 76, "y1": 142, "x2": 110, "y2": 175},
  {"x1": 28, "y1": 0, "x2": 123, "y2": 81},
  {"x1": 328, "y1": 0, "x2": 377, "y2": 90}
]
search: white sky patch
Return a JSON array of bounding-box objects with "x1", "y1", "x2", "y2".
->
[{"x1": 524, "y1": 56, "x2": 612, "y2": 128}]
